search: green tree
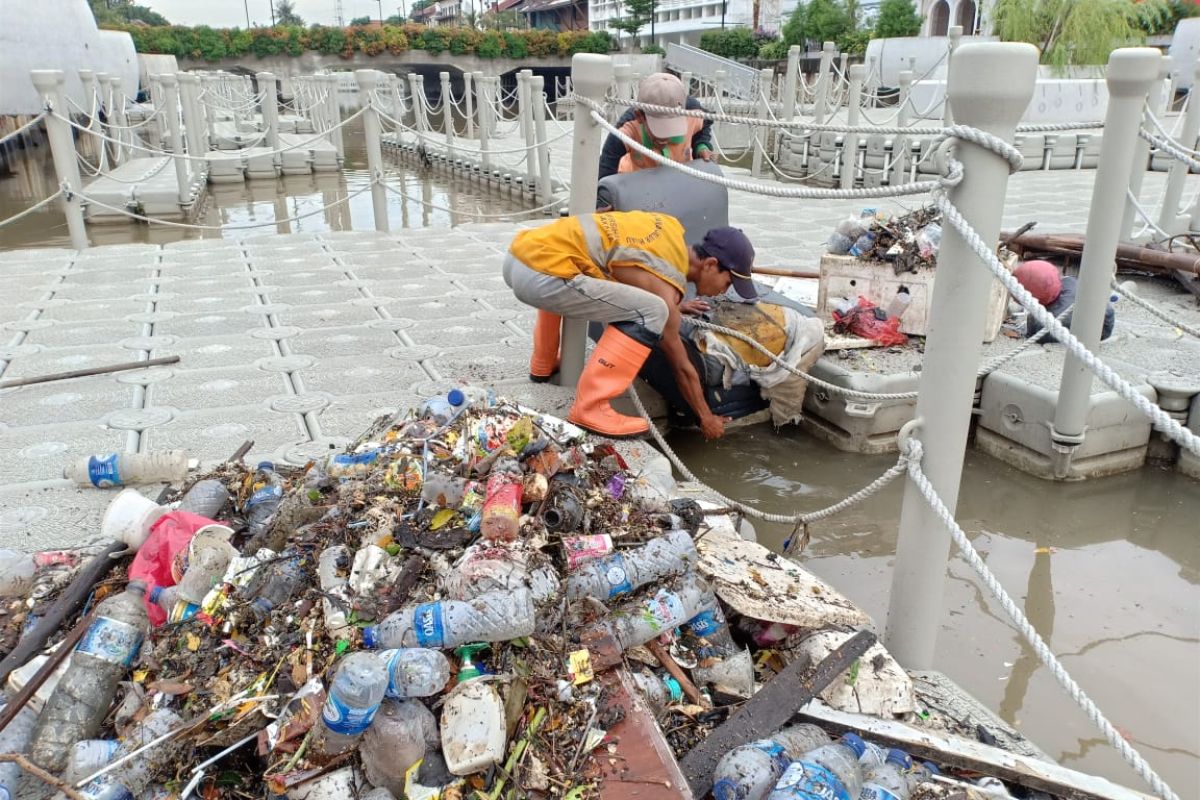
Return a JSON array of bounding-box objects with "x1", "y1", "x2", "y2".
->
[
  {"x1": 274, "y1": 0, "x2": 304, "y2": 26},
  {"x1": 874, "y1": 0, "x2": 921, "y2": 37},
  {"x1": 609, "y1": 0, "x2": 656, "y2": 45},
  {"x1": 90, "y1": 0, "x2": 169, "y2": 25},
  {"x1": 782, "y1": 0, "x2": 854, "y2": 48},
  {"x1": 349, "y1": 15, "x2": 372, "y2": 25},
  {"x1": 699, "y1": 27, "x2": 760, "y2": 58},
  {"x1": 993, "y1": 0, "x2": 1171, "y2": 67}
]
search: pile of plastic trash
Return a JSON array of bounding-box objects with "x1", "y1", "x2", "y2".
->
[
  {"x1": 827, "y1": 207, "x2": 942, "y2": 274},
  {"x1": 0, "y1": 390, "x2": 1006, "y2": 800}
]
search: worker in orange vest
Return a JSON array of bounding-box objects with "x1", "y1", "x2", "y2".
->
[{"x1": 598, "y1": 73, "x2": 716, "y2": 179}]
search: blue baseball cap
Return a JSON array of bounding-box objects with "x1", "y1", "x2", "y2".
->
[{"x1": 702, "y1": 227, "x2": 757, "y2": 300}]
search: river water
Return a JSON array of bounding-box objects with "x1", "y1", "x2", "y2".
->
[{"x1": 1, "y1": 117, "x2": 1197, "y2": 797}]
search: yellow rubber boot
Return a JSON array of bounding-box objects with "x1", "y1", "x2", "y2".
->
[
  {"x1": 568, "y1": 326, "x2": 652, "y2": 438},
  {"x1": 529, "y1": 310, "x2": 561, "y2": 383}
]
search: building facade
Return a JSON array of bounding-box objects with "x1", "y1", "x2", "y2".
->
[
  {"x1": 588, "y1": 0, "x2": 757, "y2": 48},
  {"x1": 919, "y1": 0, "x2": 993, "y2": 36}
]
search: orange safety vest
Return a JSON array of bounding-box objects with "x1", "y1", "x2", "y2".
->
[{"x1": 617, "y1": 115, "x2": 706, "y2": 173}]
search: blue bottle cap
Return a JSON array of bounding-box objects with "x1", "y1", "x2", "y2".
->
[
  {"x1": 886, "y1": 749, "x2": 912, "y2": 768},
  {"x1": 362, "y1": 625, "x2": 378, "y2": 649},
  {"x1": 447, "y1": 388, "x2": 466, "y2": 407},
  {"x1": 839, "y1": 731, "x2": 867, "y2": 757},
  {"x1": 149, "y1": 585, "x2": 163, "y2": 603},
  {"x1": 256, "y1": 461, "x2": 275, "y2": 472},
  {"x1": 921, "y1": 761, "x2": 940, "y2": 776}
]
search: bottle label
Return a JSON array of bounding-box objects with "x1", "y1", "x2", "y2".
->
[
  {"x1": 599, "y1": 553, "x2": 632, "y2": 598},
  {"x1": 80, "y1": 777, "x2": 133, "y2": 800},
  {"x1": 860, "y1": 784, "x2": 901, "y2": 800},
  {"x1": 685, "y1": 606, "x2": 726, "y2": 638},
  {"x1": 774, "y1": 761, "x2": 851, "y2": 800},
  {"x1": 645, "y1": 588, "x2": 686, "y2": 633},
  {"x1": 167, "y1": 601, "x2": 199, "y2": 624},
  {"x1": 245, "y1": 484, "x2": 282, "y2": 510},
  {"x1": 752, "y1": 740, "x2": 790, "y2": 775},
  {"x1": 563, "y1": 535, "x2": 612, "y2": 570},
  {"x1": 413, "y1": 602, "x2": 445, "y2": 649},
  {"x1": 321, "y1": 693, "x2": 380, "y2": 736},
  {"x1": 76, "y1": 615, "x2": 143, "y2": 668},
  {"x1": 87, "y1": 454, "x2": 122, "y2": 488}
]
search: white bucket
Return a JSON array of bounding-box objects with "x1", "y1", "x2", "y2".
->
[{"x1": 100, "y1": 488, "x2": 167, "y2": 551}]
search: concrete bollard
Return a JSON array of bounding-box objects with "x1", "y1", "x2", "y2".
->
[
  {"x1": 257, "y1": 72, "x2": 280, "y2": 151},
  {"x1": 1121, "y1": 58, "x2": 1171, "y2": 239},
  {"x1": 477, "y1": 75, "x2": 491, "y2": 172},
  {"x1": 30, "y1": 70, "x2": 88, "y2": 250},
  {"x1": 531, "y1": 75, "x2": 553, "y2": 209},
  {"x1": 440, "y1": 71, "x2": 455, "y2": 158},
  {"x1": 942, "y1": 26, "x2": 962, "y2": 125},
  {"x1": 110, "y1": 76, "x2": 129, "y2": 166},
  {"x1": 813, "y1": 42, "x2": 835, "y2": 124},
  {"x1": 159, "y1": 75, "x2": 192, "y2": 206},
  {"x1": 562, "y1": 53, "x2": 614, "y2": 388},
  {"x1": 1051, "y1": 49, "x2": 1162, "y2": 478},
  {"x1": 841, "y1": 64, "x2": 865, "y2": 190},
  {"x1": 1159, "y1": 61, "x2": 1200, "y2": 234},
  {"x1": 751, "y1": 68, "x2": 773, "y2": 178},
  {"x1": 355, "y1": 69, "x2": 390, "y2": 233},
  {"x1": 782, "y1": 45, "x2": 801, "y2": 121},
  {"x1": 521, "y1": 69, "x2": 538, "y2": 192},
  {"x1": 884, "y1": 42, "x2": 1038, "y2": 669}
]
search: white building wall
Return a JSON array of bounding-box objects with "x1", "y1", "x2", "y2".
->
[{"x1": 590, "y1": 0, "x2": 753, "y2": 48}]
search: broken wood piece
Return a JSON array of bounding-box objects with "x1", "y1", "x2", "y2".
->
[
  {"x1": 679, "y1": 629, "x2": 876, "y2": 799},
  {"x1": 753, "y1": 266, "x2": 821, "y2": 280},
  {"x1": 0, "y1": 753, "x2": 88, "y2": 800},
  {"x1": 644, "y1": 639, "x2": 705, "y2": 707},
  {"x1": 597, "y1": 669, "x2": 695, "y2": 800},
  {"x1": 1003, "y1": 231, "x2": 1200, "y2": 276},
  {"x1": 0, "y1": 355, "x2": 180, "y2": 389}
]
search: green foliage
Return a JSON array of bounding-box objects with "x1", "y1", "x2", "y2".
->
[
  {"x1": 836, "y1": 28, "x2": 870, "y2": 54},
  {"x1": 758, "y1": 38, "x2": 789, "y2": 59},
  {"x1": 609, "y1": 0, "x2": 656, "y2": 40},
  {"x1": 1147, "y1": 0, "x2": 1200, "y2": 34},
  {"x1": 193, "y1": 25, "x2": 227, "y2": 60},
  {"x1": 419, "y1": 27, "x2": 450, "y2": 53},
  {"x1": 641, "y1": 43, "x2": 666, "y2": 55},
  {"x1": 566, "y1": 30, "x2": 617, "y2": 53},
  {"x1": 349, "y1": 15, "x2": 372, "y2": 25},
  {"x1": 477, "y1": 31, "x2": 504, "y2": 57},
  {"x1": 782, "y1": 0, "x2": 854, "y2": 48},
  {"x1": 698, "y1": 27, "x2": 760, "y2": 59},
  {"x1": 274, "y1": 0, "x2": 304, "y2": 26},
  {"x1": 874, "y1": 0, "x2": 921, "y2": 37},
  {"x1": 89, "y1": 0, "x2": 169, "y2": 26},
  {"x1": 993, "y1": 0, "x2": 1169, "y2": 66},
  {"x1": 503, "y1": 31, "x2": 528, "y2": 57}
]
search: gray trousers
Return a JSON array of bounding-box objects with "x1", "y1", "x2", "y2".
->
[{"x1": 502, "y1": 253, "x2": 670, "y2": 336}]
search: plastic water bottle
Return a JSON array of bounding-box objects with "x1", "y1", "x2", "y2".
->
[
  {"x1": 440, "y1": 544, "x2": 560, "y2": 604},
  {"x1": 176, "y1": 479, "x2": 230, "y2": 517},
  {"x1": 318, "y1": 546, "x2": 352, "y2": 637},
  {"x1": 64, "y1": 450, "x2": 189, "y2": 488},
  {"x1": 849, "y1": 231, "x2": 876, "y2": 258},
  {"x1": 422, "y1": 472, "x2": 467, "y2": 508},
  {"x1": 249, "y1": 550, "x2": 303, "y2": 620},
  {"x1": 584, "y1": 573, "x2": 710, "y2": 656},
  {"x1": 420, "y1": 396, "x2": 456, "y2": 425},
  {"x1": 63, "y1": 739, "x2": 120, "y2": 784},
  {"x1": 861, "y1": 749, "x2": 913, "y2": 800},
  {"x1": 885, "y1": 290, "x2": 912, "y2": 322},
  {"x1": 380, "y1": 648, "x2": 451, "y2": 698},
  {"x1": 29, "y1": 581, "x2": 151, "y2": 773},
  {"x1": 448, "y1": 386, "x2": 495, "y2": 411},
  {"x1": 856, "y1": 739, "x2": 888, "y2": 769},
  {"x1": 906, "y1": 761, "x2": 939, "y2": 792},
  {"x1": 712, "y1": 724, "x2": 831, "y2": 800},
  {"x1": 244, "y1": 462, "x2": 284, "y2": 540},
  {"x1": 481, "y1": 458, "x2": 522, "y2": 542},
  {"x1": 360, "y1": 699, "x2": 438, "y2": 797},
  {"x1": 314, "y1": 652, "x2": 389, "y2": 757},
  {"x1": 75, "y1": 709, "x2": 184, "y2": 800},
  {"x1": 629, "y1": 669, "x2": 683, "y2": 716},
  {"x1": 0, "y1": 692, "x2": 38, "y2": 800},
  {"x1": 0, "y1": 550, "x2": 74, "y2": 598},
  {"x1": 767, "y1": 733, "x2": 867, "y2": 800},
  {"x1": 566, "y1": 530, "x2": 697, "y2": 601},
  {"x1": 916, "y1": 223, "x2": 941, "y2": 259},
  {"x1": 174, "y1": 538, "x2": 234, "y2": 606},
  {"x1": 363, "y1": 588, "x2": 536, "y2": 650},
  {"x1": 685, "y1": 592, "x2": 737, "y2": 658}
]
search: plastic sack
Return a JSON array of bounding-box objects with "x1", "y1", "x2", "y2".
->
[
  {"x1": 832, "y1": 296, "x2": 908, "y2": 346},
  {"x1": 127, "y1": 511, "x2": 219, "y2": 626}
]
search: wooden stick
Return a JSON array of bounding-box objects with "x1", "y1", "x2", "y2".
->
[
  {"x1": 0, "y1": 753, "x2": 88, "y2": 800},
  {"x1": 753, "y1": 266, "x2": 821, "y2": 279},
  {"x1": 0, "y1": 355, "x2": 180, "y2": 389},
  {"x1": 644, "y1": 639, "x2": 705, "y2": 707},
  {"x1": 0, "y1": 614, "x2": 90, "y2": 735}
]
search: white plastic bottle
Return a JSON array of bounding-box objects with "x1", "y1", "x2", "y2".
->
[
  {"x1": 711, "y1": 724, "x2": 830, "y2": 800},
  {"x1": 363, "y1": 588, "x2": 535, "y2": 650},
  {"x1": 380, "y1": 648, "x2": 451, "y2": 698},
  {"x1": 314, "y1": 652, "x2": 389, "y2": 757},
  {"x1": 441, "y1": 679, "x2": 506, "y2": 775},
  {"x1": 318, "y1": 546, "x2": 352, "y2": 638},
  {"x1": 63, "y1": 739, "x2": 120, "y2": 784},
  {"x1": 0, "y1": 550, "x2": 70, "y2": 598},
  {"x1": 768, "y1": 734, "x2": 867, "y2": 800},
  {"x1": 565, "y1": 530, "x2": 697, "y2": 601},
  {"x1": 584, "y1": 573, "x2": 711, "y2": 656},
  {"x1": 176, "y1": 479, "x2": 230, "y2": 517},
  {"x1": 0, "y1": 692, "x2": 38, "y2": 800},
  {"x1": 64, "y1": 450, "x2": 189, "y2": 488},
  {"x1": 440, "y1": 544, "x2": 560, "y2": 604},
  {"x1": 75, "y1": 709, "x2": 185, "y2": 800},
  {"x1": 360, "y1": 699, "x2": 438, "y2": 797},
  {"x1": 860, "y1": 749, "x2": 912, "y2": 800}
]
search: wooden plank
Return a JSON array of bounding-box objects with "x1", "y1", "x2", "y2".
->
[
  {"x1": 795, "y1": 700, "x2": 1155, "y2": 800},
  {"x1": 596, "y1": 668, "x2": 694, "y2": 800}
]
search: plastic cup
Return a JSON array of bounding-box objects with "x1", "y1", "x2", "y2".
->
[{"x1": 100, "y1": 489, "x2": 167, "y2": 551}]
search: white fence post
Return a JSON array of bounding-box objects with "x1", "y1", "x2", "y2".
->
[
  {"x1": 1052, "y1": 49, "x2": 1162, "y2": 478},
  {"x1": 177, "y1": 73, "x2": 201, "y2": 161},
  {"x1": 30, "y1": 70, "x2": 88, "y2": 249},
  {"x1": 159, "y1": 75, "x2": 192, "y2": 206},
  {"x1": 464, "y1": 72, "x2": 475, "y2": 139},
  {"x1": 110, "y1": 76, "x2": 129, "y2": 166},
  {"x1": 841, "y1": 64, "x2": 865, "y2": 190},
  {"x1": 562, "y1": 53, "x2": 614, "y2": 388},
  {"x1": 257, "y1": 72, "x2": 280, "y2": 151},
  {"x1": 942, "y1": 25, "x2": 962, "y2": 126},
  {"x1": 884, "y1": 42, "x2": 1038, "y2": 668},
  {"x1": 1121, "y1": 58, "x2": 1171, "y2": 239},
  {"x1": 752, "y1": 68, "x2": 773, "y2": 178},
  {"x1": 440, "y1": 71, "x2": 455, "y2": 159},
  {"x1": 1158, "y1": 61, "x2": 1200, "y2": 233},
  {"x1": 813, "y1": 41, "x2": 835, "y2": 123},
  {"x1": 890, "y1": 69, "x2": 914, "y2": 185},
  {"x1": 323, "y1": 75, "x2": 345, "y2": 161},
  {"x1": 355, "y1": 69, "x2": 390, "y2": 233},
  {"x1": 521, "y1": 69, "x2": 537, "y2": 192},
  {"x1": 531, "y1": 74, "x2": 553, "y2": 209},
  {"x1": 782, "y1": 45, "x2": 801, "y2": 121},
  {"x1": 477, "y1": 74, "x2": 491, "y2": 173},
  {"x1": 680, "y1": 70, "x2": 693, "y2": 95}
]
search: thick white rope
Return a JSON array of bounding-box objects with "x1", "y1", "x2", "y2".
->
[
  {"x1": 1143, "y1": 110, "x2": 1200, "y2": 160},
  {"x1": 1126, "y1": 187, "x2": 1174, "y2": 241},
  {"x1": 0, "y1": 188, "x2": 64, "y2": 228},
  {"x1": 1138, "y1": 123, "x2": 1200, "y2": 172},
  {"x1": 1110, "y1": 280, "x2": 1200, "y2": 338},
  {"x1": 901, "y1": 437, "x2": 1180, "y2": 800},
  {"x1": 0, "y1": 113, "x2": 46, "y2": 146}
]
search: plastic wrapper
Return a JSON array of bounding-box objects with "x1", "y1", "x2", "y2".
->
[{"x1": 832, "y1": 296, "x2": 908, "y2": 346}]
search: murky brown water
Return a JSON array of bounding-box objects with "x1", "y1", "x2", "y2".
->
[{"x1": 2, "y1": 110, "x2": 1198, "y2": 797}]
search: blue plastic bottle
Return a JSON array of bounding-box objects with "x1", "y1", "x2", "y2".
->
[{"x1": 767, "y1": 732, "x2": 867, "y2": 800}]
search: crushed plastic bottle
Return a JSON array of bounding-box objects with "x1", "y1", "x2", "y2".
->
[
  {"x1": 860, "y1": 749, "x2": 913, "y2": 800},
  {"x1": 64, "y1": 450, "x2": 189, "y2": 488},
  {"x1": 176, "y1": 479, "x2": 230, "y2": 517},
  {"x1": 440, "y1": 544, "x2": 560, "y2": 604},
  {"x1": 849, "y1": 231, "x2": 876, "y2": 258},
  {"x1": 326, "y1": 448, "x2": 385, "y2": 481},
  {"x1": 915, "y1": 223, "x2": 941, "y2": 260},
  {"x1": 318, "y1": 545, "x2": 352, "y2": 637},
  {"x1": 711, "y1": 724, "x2": 830, "y2": 800},
  {"x1": 152, "y1": 533, "x2": 236, "y2": 622},
  {"x1": 63, "y1": 739, "x2": 120, "y2": 785},
  {"x1": 380, "y1": 648, "x2": 451, "y2": 698},
  {"x1": 360, "y1": 699, "x2": 439, "y2": 797},
  {"x1": 0, "y1": 692, "x2": 38, "y2": 800},
  {"x1": 314, "y1": 652, "x2": 389, "y2": 757},
  {"x1": 481, "y1": 458, "x2": 522, "y2": 542},
  {"x1": 628, "y1": 669, "x2": 683, "y2": 716},
  {"x1": 767, "y1": 733, "x2": 867, "y2": 800},
  {"x1": 244, "y1": 462, "x2": 284, "y2": 541},
  {"x1": 583, "y1": 573, "x2": 710, "y2": 656},
  {"x1": 29, "y1": 580, "x2": 151, "y2": 773},
  {"x1": 75, "y1": 709, "x2": 185, "y2": 800},
  {"x1": 363, "y1": 588, "x2": 536, "y2": 650},
  {"x1": 421, "y1": 472, "x2": 467, "y2": 508},
  {"x1": 562, "y1": 534, "x2": 613, "y2": 569},
  {"x1": 566, "y1": 530, "x2": 697, "y2": 601},
  {"x1": 249, "y1": 550, "x2": 303, "y2": 620}
]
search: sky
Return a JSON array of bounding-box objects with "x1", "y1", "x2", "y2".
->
[{"x1": 143, "y1": 0, "x2": 410, "y2": 28}]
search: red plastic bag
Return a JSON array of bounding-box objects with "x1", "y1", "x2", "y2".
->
[
  {"x1": 128, "y1": 510, "x2": 219, "y2": 626},
  {"x1": 832, "y1": 296, "x2": 908, "y2": 346}
]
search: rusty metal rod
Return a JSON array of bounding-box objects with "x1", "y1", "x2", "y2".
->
[{"x1": 0, "y1": 356, "x2": 180, "y2": 389}]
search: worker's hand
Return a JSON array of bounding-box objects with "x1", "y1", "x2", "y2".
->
[
  {"x1": 679, "y1": 299, "x2": 711, "y2": 316},
  {"x1": 698, "y1": 149, "x2": 717, "y2": 163},
  {"x1": 699, "y1": 413, "x2": 729, "y2": 440}
]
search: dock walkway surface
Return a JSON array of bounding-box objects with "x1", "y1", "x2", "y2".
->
[{"x1": 1, "y1": 168, "x2": 1198, "y2": 549}]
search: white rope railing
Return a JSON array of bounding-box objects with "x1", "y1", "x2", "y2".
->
[
  {"x1": 1111, "y1": 280, "x2": 1200, "y2": 338},
  {"x1": 0, "y1": 113, "x2": 46, "y2": 146},
  {"x1": 1126, "y1": 187, "x2": 1173, "y2": 240},
  {"x1": 0, "y1": 187, "x2": 64, "y2": 229}
]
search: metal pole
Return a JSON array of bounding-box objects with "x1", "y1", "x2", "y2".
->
[
  {"x1": 782, "y1": 45, "x2": 801, "y2": 121},
  {"x1": 562, "y1": 53, "x2": 614, "y2": 388},
  {"x1": 813, "y1": 41, "x2": 834, "y2": 124},
  {"x1": 521, "y1": 69, "x2": 537, "y2": 192},
  {"x1": 942, "y1": 25, "x2": 962, "y2": 126},
  {"x1": 841, "y1": 64, "x2": 864, "y2": 189},
  {"x1": 440, "y1": 71, "x2": 455, "y2": 159},
  {"x1": 30, "y1": 70, "x2": 88, "y2": 250},
  {"x1": 1121, "y1": 58, "x2": 1171, "y2": 239},
  {"x1": 465, "y1": 72, "x2": 475, "y2": 139},
  {"x1": 477, "y1": 73, "x2": 490, "y2": 172},
  {"x1": 532, "y1": 74, "x2": 552, "y2": 208},
  {"x1": 159, "y1": 75, "x2": 191, "y2": 206},
  {"x1": 1051, "y1": 48, "x2": 1161, "y2": 478},
  {"x1": 890, "y1": 69, "x2": 914, "y2": 185},
  {"x1": 1159, "y1": 61, "x2": 1200, "y2": 234},
  {"x1": 884, "y1": 42, "x2": 1038, "y2": 668},
  {"x1": 355, "y1": 69, "x2": 390, "y2": 232},
  {"x1": 751, "y1": 68, "x2": 772, "y2": 178}
]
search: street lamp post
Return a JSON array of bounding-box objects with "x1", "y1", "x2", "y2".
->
[
  {"x1": 378, "y1": 0, "x2": 384, "y2": 23},
  {"x1": 244, "y1": 0, "x2": 251, "y2": 27}
]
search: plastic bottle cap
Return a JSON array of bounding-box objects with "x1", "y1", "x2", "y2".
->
[
  {"x1": 886, "y1": 748, "x2": 912, "y2": 768},
  {"x1": 840, "y1": 731, "x2": 867, "y2": 757},
  {"x1": 361, "y1": 625, "x2": 378, "y2": 649},
  {"x1": 149, "y1": 586, "x2": 162, "y2": 603},
  {"x1": 256, "y1": 461, "x2": 275, "y2": 471},
  {"x1": 447, "y1": 389, "x2": 466, "y2": 407},
  {"x1": 921, "y1": 761, "x2": 940, "y2": 776}
]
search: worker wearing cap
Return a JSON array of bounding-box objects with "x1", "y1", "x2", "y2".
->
[
  {"x1": 1013, "y1": 259, "x2": 1114, "y2": 343},
  {"x1": 503, "y1": 211, "x2": 758, "y2": 439},
  {"x1": 598, "y1": 73, "x2": 715, "y2": 180}
]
